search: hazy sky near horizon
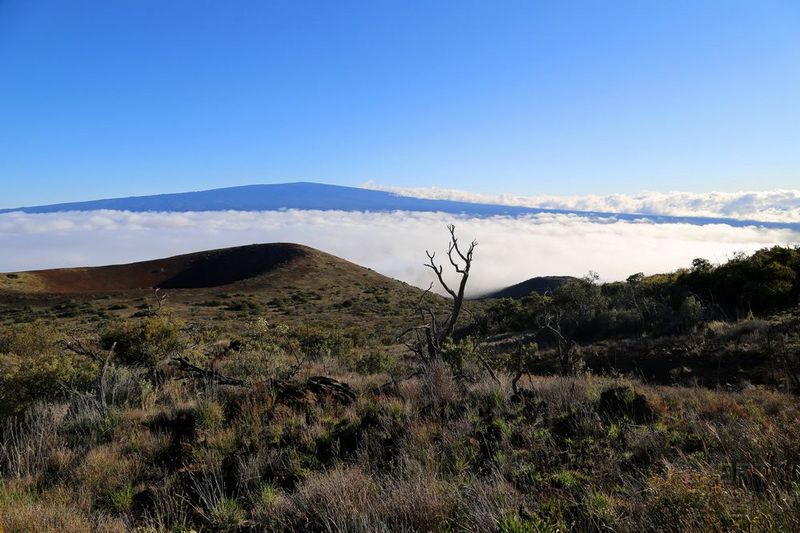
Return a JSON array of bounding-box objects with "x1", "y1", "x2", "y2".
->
[{"x1": 2, "y1": 1, "x2": 800, "y2": 207}]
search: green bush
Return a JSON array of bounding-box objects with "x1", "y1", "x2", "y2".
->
[
  {"x1": 441, "y1": 337, "x2": 478, "y2": 375},
  {"x1": 350, "y1": 351, "x2": 392, "y2": 374},
  {"x1": 296, "y1": 328, "x2": 354, "y2": 360},
  {"x1": 678, "y1": 295, "x2": 704, "y2": 331},
  {"x1": 103, "y1": 483, "x2": 135, "y2": 514},
  {"x1": 498, "y1": 512, "x2": 560, "y2": 533},
  {"x1": 101, "y1": 314, "x2": 184, "y2": 367},
  {"x1": 0, "y1": 324, "x2": 97, "y2": 417}
]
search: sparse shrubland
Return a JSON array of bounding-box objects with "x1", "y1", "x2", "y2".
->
[
  {"x1": 481, "y1": 246, "x2": 800, "y2": 390},
  {"x1": 0, "y1": 243, "x2": 799, "y2": 531},
  {"x1": 2, "y1": 352, "x2": 798, "y2": 531}
]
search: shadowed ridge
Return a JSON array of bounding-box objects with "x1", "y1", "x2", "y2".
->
[
  {"x1": 484, "y1": 275, "x2": 577, "y2": 299},
  {"x1": 157, "y1": 243, "x2": 308, "y2": 289}
]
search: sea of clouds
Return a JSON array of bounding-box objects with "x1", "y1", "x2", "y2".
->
[
  {"x1": 2, "y1": 209, "x2": 797, "y2": 295},
  {"x1": 365, "y1": 183, "x2": 800, "y2": 223}
]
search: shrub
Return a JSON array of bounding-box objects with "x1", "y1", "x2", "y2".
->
[
  {"x1": 273, "y1": 466, "x2": 379, "y2": 530},
  {"x1": 634, "y1": 469, "x2": 747, "y2": 531},
  {"x1": 0, "y1": 322, "x2": 58, "y2": 358},
  {"x1": 0, "y1": 404, "x2": 67, "y2": 479},
  {"x1": 103, "y1": 483, "x2": 135, "y2": 514},
  {"x1": 195, "y1": 399, "x2": 225, "y2": 431},
  {"x1": 0, "y1": 484, "x2": 93, "y2": 532},
  {"x1": 0, "y1": 324, "x2": 97, "y2": 417},
  {"x1": 101, "y1": 314, "x2": 184, "y2": 367},
  {"x1": 350, "y1": 351, "x2": 392, "y2": 374},
  {"x1": 75, "y1": 444, "x2": 134, "y2": 502},
  {"x1": 296, "y1": 328, "x2": 355, "y2": 360},
  {"x1": 0, "y1": 352, "x2": 97, "y2": 417},
  {"x1": 679, "y1": 295, "x2": 704, "y2": 331},
  {"x1": 191, "y1": 458, "x2": 246, "y2": 530},
  {"x1": 441, "y1": 337, "x2": 478, "y2": 375},
  {"x1": 498, "y1": 512, "x2": 560, "y2": 533},
  {"x1": 597, "y1": 385, "x2": 656, "y2": 423}
]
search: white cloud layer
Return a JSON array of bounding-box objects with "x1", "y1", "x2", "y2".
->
[
  {"x1": 2, "y1": 210, "x2": 798, "y2": 295},
  {"x1": 364, "y1": 182, "x2": 800, "y2": 223}
]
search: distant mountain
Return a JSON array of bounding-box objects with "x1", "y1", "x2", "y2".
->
[
  {"x1": 0, "y1": 182, "x2": 555, "y2": 215},
  {"x1": 2, "y1": 182, "x2": 797, "y2": 230},
  {"x1": 485, "y1": 276, "x2": 578, "y2": 299}
]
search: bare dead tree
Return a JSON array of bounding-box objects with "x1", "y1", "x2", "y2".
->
[
  {"x1": 427, "y1": 224, "x2": 476, "y2": 342},
  {"x1": 510, "y1": 338, "x2": 540, "y2": 396},
  {"x1": 97, "y1": 341, "x2": 116, "y2": 414},
  {"x1": 153, "y1": 288, "x2": 168, "y2": 310},
  {"x1": 399, "y1": 224, "x2": 476, "y2": 362},
  {"x1": 284, "y1": 341, "x2": 309, "y2": 380},
  {"x1": 537, "y1": 308, "x2": 581, "y2": 376},
  {"x1": 398, "y1": 282, "x2": 438, "y2": 362}
]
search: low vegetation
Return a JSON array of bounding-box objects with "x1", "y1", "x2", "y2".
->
[{"x1": 1, "y1": 237, "x2": 799, "y2": 531}]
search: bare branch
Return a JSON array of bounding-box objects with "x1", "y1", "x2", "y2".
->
[
  {"x1": 61, "y1": 335, "x2": 104, "y2": 362},
  {"x1": 425, "y1": 250, "x2": 457, "y2": 298},
  {"x1": 447, "y1": 224, "x2": 476, "y2": 264},
  {"x1": 447, "y1": 242, "x2": 466, "y2": 274}
]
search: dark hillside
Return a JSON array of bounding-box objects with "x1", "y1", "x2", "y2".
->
[{"x1": 485, "y1": 275, "x2": 576, "y2": 298}]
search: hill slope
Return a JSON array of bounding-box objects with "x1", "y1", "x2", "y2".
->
[
  {"x1": 0, "y1": 243, "x2": 443, "y2": 332},
  {"x1": 0, "y1": 243, "x2": 315, "y2": 294},
  {"x1": 486, "y1": 276, "x2": 577, "y2": 299},
  {"x1": 0, "y1": 243, "x2": 413, "y2": 295}
]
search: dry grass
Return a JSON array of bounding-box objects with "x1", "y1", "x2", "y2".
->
[
  {"x1": 0, "y1": 483, "x2": 94, "y2": 532},
  {"x1": 1, "y1": 366, "x2": 798, "y2": 531},
  {"x1": 0, "y1": 307, "x2": 799, "y2": 531}
]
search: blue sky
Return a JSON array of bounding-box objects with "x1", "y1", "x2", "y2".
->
[{"x1": 1, "y1": 0, "x2": 799, "y2": 207}]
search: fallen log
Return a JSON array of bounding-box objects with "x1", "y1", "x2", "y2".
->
[
  {"x1": 171, "y1": 356, "x2": 244, "y2": 386},
  {"x1": 170, "y1": 357, "x2": 356, "y2": 405},
  {"x1": 306, "y1": 376, "x2": 356, "y2": 404}
]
